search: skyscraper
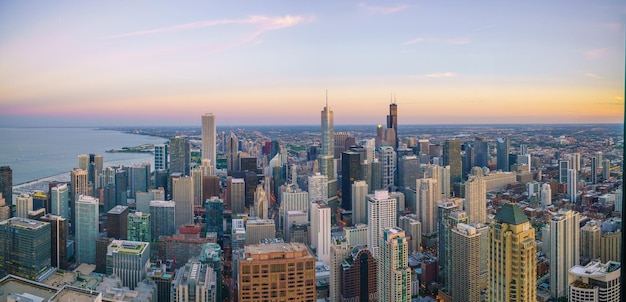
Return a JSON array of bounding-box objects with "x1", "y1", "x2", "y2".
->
[
  {"x1": 488, "y1": 203, "x2": 536, "y2": 302},
  {"x1": 379, "y1": 146, "x2": 396, "y2": 189},
  {"x1": 465, "y1": 172, "x2": 487, "y2": 224},
  {"x1": 367, "y1": 190, "x2": 397, "y2": 258},
  {"x1": 38, "y1": 214, "x2": 69, "y2": 270},
  {"x1": 550, "y1": 209, "x2": 580, "y2": 299},
  {"x1": 496, "y1": 138, "x2": 510, "y2": 172},
  {"x1": 319, "y1": 98, "x2": 335, "y2": 189},
  {"x1": 379, "y1": 227, "x2": 411, "y2": 302},
  {"x1": 340, "y1": 245, "x2": 378, "y2": 302},
  {"x1": 226, "y1": 131, "x2": 239, "y2": 172},
  {"x1": 351, "y1": 180, "x2": 368, "y2": 225},
  {"x1": 443, "y1": 140, "x2": 462, "y2": 187},
  {"x1": 416, "y1": 178, "x2": 438, "y2": 235},
  {"x1": 474, "y1": 136, "x2": 488, "y2": 168},
  {"x1": 568, "y1": 260, "x2": 621, "y2": 302},
  {"x1": 0, "y1": 193, "x2": 10, "y2": 222},
  {"x1": 201, "y1": 113, "x2": 216, "y2": 175},
  {"x1": 170, "y1": 136, "x2": 191, "y2": 176},
  {"x1": 341, "y1": 151, "x2": 361, "y2": 210},
  {"x1": 540, "y1": 183, "x2": 552, "y2": 207},
  {"x1": 580, "y1": 221, "x2": 601, "y2": 262},
  {"x1": 154, "y1": 144, "x2": 169, "y2": 171},
  {"x1": 387, "y1": 102, "x2": 398, "y2": 150},
  {"x1": 51, "y1": 183, "x2": 69, "y2": 219},
  {"x1": 308, "y1": 173, "x2": 329, "y2": 203},
  {"x1": 0, "y1": 166, "x2": 13, "y2": 212},
  {"x1": 205, "y1": 197, "x2": 224, "y2": 238},
  {"x1": 149, "y1": 200, "x2": 176, "y2": 239},
  {"x1": 449, "y1": 223, "x2": 483, "y2": 302},
  {"x1": 0, "y1": 217, "x2": 51, "y2": 280},
  {"x1": 567, "y1": 168, "x2": 578, "y2": 202},
  {"x1": 559, "y1": 160, "x2": 570, "y2": 183},
  {"x1": 75, "y1": 195, "x2": 99, "y2": 264},
  {"x1": 172, "y1": 176, "x2": 194, "y2": 227},
  {"x1": 107, "y1": 240, "x2": 151, "y2": 290},
  {"x1": 311, "y1": 201, "x2": 331, "y2": 265},
  {"x1": 127, "y1": 211, "x2": 151, "y2": 242},
  {"x1": 107, "y1": 205, "x2": 129, "y2": 240},
  {"x1": 591, "y1": 156, "x2": 598, "y2": 184}
]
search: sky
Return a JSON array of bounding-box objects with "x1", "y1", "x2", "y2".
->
[{"x1": 0, "y1": 1, "x2": 624, "y2": 126}]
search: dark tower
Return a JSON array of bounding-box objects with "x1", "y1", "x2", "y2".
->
[
  {"x1": 387, "y1": 102, "x2": 398, "y2": 150},
  {"x1": 341, "y1": 246, "x2": 377, "y2": 301},
  {"x1": 341, "y1": 151, "x2": 362, "y2": 211},
  {"x1": 0, "y1": 166, "x2": 12, "y2": 215},
  {"x1": 443, "y1": 140, "x2": 463, "y2": 185},
  {"x1": 496, "y1": 138, "x2": 510, "y2": 172}
]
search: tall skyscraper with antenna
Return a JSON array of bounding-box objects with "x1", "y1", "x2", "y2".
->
[
  {"x1": 319, "y1": 93, "x2": 336, "y2": 199},
  {"x1": 386, "y1": 99, "x2": 398, "y2": 150},
  {"x1": 202, "y1": 113, "x2": 216, "y2": 175}
]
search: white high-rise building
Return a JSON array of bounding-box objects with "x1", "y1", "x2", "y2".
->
[
  {"x1": 465, "y1": 173, "x2": 486, "y2": 224},
  {"x1": 76, "y1": 195, "x2": 99, "y2": 264},
  {"x1": 51, "y1": 183, "x2": 69, "y2": 219},
  {"x1": 541, "y1": 183, "x2": 552, "y2": 207},
  {"x1": 308, "y1": 173, "x2": 328, "y2": 203},
  {"x1": 567, "y1": 168, "x2": 578, "y2": 202},
  {"x1": 367, "y1": 190, "x2": 397, "y2": 258},
  {"x1": 201, "y1": 113, "x2": 216, "y2": 175},
  {"x1": 425, "y1": 164, "x2": 450, "y2": 200},
  {"x1": 568, "y1": 260, "x2": 621, "y2": 302},
  {"x1": 615, "y1": 189, "x2": 622, "y2": 212},
  {"x1": 352, "y1": 180, "x2": 368, "y2": 225},
  {"x1": 416, "y1": 178, "x2": 439, "y2": 235},
  {"x1": 15, "y1": 193, "x2": 33, "y2": 218},
  {"x1": 379, "y1": 228, "x2": 411, "y2": 302},
  {"x1": 311, "y1": 201, "x2": 331, "y2": 265},
  {"x1": 107, "y1": 240, "x2": 150, "y2": 290},
  {"x1": 319, "y1": 100, "x2": 335, "y2": 185},
  {"x1": 379, "y1": 146, "x2": 396, "y2": 189},
  {"x1": 550, "y1": 209, "x2": 580, "y2": 299}
]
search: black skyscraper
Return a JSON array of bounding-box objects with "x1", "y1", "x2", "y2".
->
[
  {"x1": 0, "y1": 166, "x2": 12, "y2": 211},
  {"x1": 341, "y1": 151, "x2": 362, "y2": 211}
]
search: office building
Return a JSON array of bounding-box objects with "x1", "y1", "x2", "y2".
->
[
  {"x1": 379, "y1": 228, "x2": 411, "y2": 302},
  {"x1": 448, "y1": 223, "x2": 482, "y2": 302},
  {"x1": 0, "y1": 166, "x2": 12, "y2": 214},
  {"x1": 245, "y1": 219, "x2": 275, "y2": 245},
  {"x1": 226, "y1": 131, "x2": 239, "y2": 172},
  {"x1": 581, "y1": 221, "x2": 601, "y2": 261},
  {"x1": 379, "y1": 146, "x2": 396, "y2": 189},
  {"x1": 367, "y1": 190, "x2": 397, "y2": 258},
  {"x1": 387, "y1": 102, "x2": 398, "y2": 149},
  {"x1": 170, "y1": 136, "x2": 191, "y2": 176},
  {"x1": 319, "y1": 100, "x2": 336, "y2": 191},
  {"x1": 173, "y1": 176, "x2": 194, "y2": 227},
  {"x1": 154, "y1": 144, "x2": 169, "y2": 171},
  {"x1": 115, "y1": 168, "x2": 128, "y2": 206},
  {"x1": 398, "y1": 155, "x2": 420, "y2": 189},
  {"x1": 340, "y1": 245, "x2": 377, "y2": 302},
  {"x1": 559, "y1": 160, "x2": 570, "y2": 183},
  {"x1": 15, "y1": 193, "x2": 33, "y2": 218},
  {"x1": 311, "y1": 201, "x2": 331, "y2": 265},
  {"x1": 50, "y1": 183, "x2": 69, "y2": 219},
  {"x1": 568, "y1": 168, "x2": 578, "y2": 202},
  {"x1": 38, "y1": 214, "x2": 69, "y2": 270},
  {"x1": 128, "y1": 211, "x2": 151, "y2": 242},
  {"x1": 399, "y1": 214, "x2": 422, "y2": 254},
  {"x1": 136, "y1": 188, "x2": 165, "y2": 213},
  {"x1": 308, "y1": 173, "x2": 328, "y2": 203},
  {"x1": 284, "y1": 210, "x2": 307, "y2": 242},
  {"x1": 230, "y1": 178, "x2": 245, "y2": 214},
  {"x1": 341, "y1": 151, "x2": 362, "y2": 210},
  {"x1": 443, "y1": 140, "x2": 462, "y2": 187},
  {"x1": 474, "y1": 136, "x2": 488, "y2": 168},
  {"x1": 0, "y1": 217, "x2": 51, "y2": 280},
  {"x1": 602, "y1": 159, "x2": 611, "y2": 180},
  {"x1": 107, "y1": 205, "x2": 129, "y2": 240},
  {"x1": 568, "y1": 260, "x2": 621, "y2": 302},
  {"x1": 253, "y1": 184, "x2": 269, "y2": 219},
  {"x1": 150, "y1": 200, "x2": 176, "y2": 239},
  {"x1": 128, "y1": 163, "x2": 150, "y2": 199},
  {"x1": 591, "y1": 156, "x2": 598, "y2": 184},
  {"x1": 146, "y1": 262, "x2": 175, "y2": 302},
  {"x1": 496, "y1": 138, "x2": 510, "y2": 172},
  {"x1": 465, "y1": 171, "x2": 487, "y2": 224},
  {"x1": 351, "y1": 180, "x2": 368, "y2": 225},
  {"x1": 330, "y1": 239, "x2": 351, "y2": 302},
  {"x1": 201, "y1": 113, "x2": 217, "y2": 175},
  {"x1": 205, "y1": 197, "x2": 224, "y2": 238},
  {"x1": 171, "y1": 257, "x2": 217, "y2": 302},
  {"x1": 488, "y1": 203, "x2": 536, "y2": 302},
  {"x1": 107, "y1": 240, "x2": 151, "y2": 289},
  {"x1": 75, "y1": 195, "x2": 99, "y2": 264},
  {"x1": 438, "y1": 201, "x2": 460, "y2": 284},
  {"x1": 416, "y1": 178, "x2": 438, "y2": 235},
  {"x1": 238, "y1": 242, "x2": 316, "y2": 302},
  {"x1": 195, "y1": 160, "x2": 215, "y2": 204}
]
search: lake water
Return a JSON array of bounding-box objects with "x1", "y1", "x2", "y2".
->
[{"x1": 0, "y1": 128, "x2": 167, "y2": 185}]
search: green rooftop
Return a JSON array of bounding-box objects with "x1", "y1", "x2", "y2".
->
[{"x1": 494, "y1": 203, "x2": 529, "y2": 225}]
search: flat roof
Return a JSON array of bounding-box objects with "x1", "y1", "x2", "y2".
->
[
  {"x1": 0, "y1": 275, "x2": 59, "y2": 302},
  {"x1": 107, "y1": 205, "x2": 128, "y2": 214},
  {"x1": 0, "y1": 217, "x2": 49, "y2": 230},
  {"x1": 108, "y1": 240, "x2": 149, "y2": 255},
  {"x1": 50, "y1": 286, "x2": 101, "y2": 302}
]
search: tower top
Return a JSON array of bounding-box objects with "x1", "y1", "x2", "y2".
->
[{"x1": 326, "y1": 89, "x2": 328, "y2": 107}]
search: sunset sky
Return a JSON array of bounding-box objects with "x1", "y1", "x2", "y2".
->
[{"x1": 0, "y1": 1, "x2": 624, "y2": 126}]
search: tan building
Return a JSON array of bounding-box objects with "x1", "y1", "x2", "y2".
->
[
  {"x1": 488, "y1": 203, "x2": 536, "y2": 302},
  {"x1": 580, "y1": 221, "x2": 601, "y2": 261},
  {"x1": 239, "y1": 242, "x2": 316, "y2": 302},
  {"x1": 600, "y1": 231, "x2": 621, "y2": 263}
]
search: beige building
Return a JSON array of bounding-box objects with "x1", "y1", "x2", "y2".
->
[
  {"x1": 238, "y1": 242, "x2": 316, "y2": 302},
  {"x1": 568, "y1": 260, "x2": 621, "y2": 302},
  {"x1": 449, "y1": 223, "x2": 483, "y2": 302},
  {"x1": 173, "y1": 176, "x2": 194, "y2": 227},
  {"x1": 488, "y1": 203, "x2": 536, "y2": 302},
  {"x1": 600, "y1": 231, "x2": 621, "y2": 263},
  {"x1": 580, "y1": 221, "x2": 601, "y2": 261}
]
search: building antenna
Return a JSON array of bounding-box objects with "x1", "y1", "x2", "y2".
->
[{"x1": 326, "y1": 89, "x2": 328, "y2": 107}]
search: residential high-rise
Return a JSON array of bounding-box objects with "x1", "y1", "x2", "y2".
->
[
  {"x1": 76, "y1": 195, "x2": 99, "y2": 264},
  {"x1": 351, "y1": 180, "x2": 368, "y2": 225},
  {"x1": 114, "y1": 168, "x2": 128, "y2": 206},
  {"x1": 367, "y1": 190, "x2": 397, "y2": 258},
  {"x1": 128, "y1": 163, "x2": 150, "y2": 199},
  {"x1": 15, "y1": 193, "x2": 33, "y2": 218},
  {"x1": 448, "y1": 223, "x2": 483, "y2": 302},
  {"x1": 550, "y1": 209, "x2": 580, "y2": 299},
  {"x1": 319, "y1": 99, "x2": 335, "y2": 191},
  {"x1": 488, "y1": 203, "x2": 536, "y2": 302},
  {"x1": 379, "y1": 227, "x2": 411, "y2": 302},
  {"x1": 311, "y1": 201, "x2": 331, "y2": 265},
  {"x1": 193, "y1": 159, "x2": 214, "y2": 205},
  {"x1": 308, "y1": 173, "x2": 329, "y2": 203},
  {"x1": 496, "y1": 138, "x2": 510, "y2": 172},
  {"x1": 70, "y1": 168, "x2": 89, "y2": 234},
  {"x1": 170, "y1": 136, "x2": 191, "y2": 176},
  {"x1": 387, "y1": 102, "x2": 398, "y2": 150},
  {"x1": 238, "y1": 242, "x2": 316, "y2": 302},
  {"x1": 201, "y1": 113, "x2": 216, "y2": 175},
  {"x1": 107, "y1": 205, "x2": 129, "y2": 240},
  {"x1": 0, "y1": 217, "x2": 51, "y2": 280},
  {"x1": 540, "y1": 183, "x2": 552, "y2": 207},
  {"x1": 567, "y1": 168, "x2": 578, "y2": 202},
  {"x1": 465, "y1": 171, "x2": 487, "y2": 224},
  {"x1": 127, "y1": 211, "x2": 151, "y2": 242},
  {"x1": 154, "y1": 144, "x2": 169, "y2": 171},
  {"x1": 425, "y1": 164, "x2": 450, "y2": 201},
  {"x1": 244, "y1": 219, "x2": 275, "y2": 245},
  {"x1": 379, "y1": 146, "x2": 396, "y2": 189},
  {"x1": 0, "y1": 166, "x2": 12, "y2": 214},
  {"x1": 0, "y1": 193, "x2": 10, "y2": 222},
  {"x1": 205, "y1": 197, "x2": 224, "y2": 238},
  {"x1": 226, "y1": 131, "x2": 239, "y2": 172},
  {"x1": 438, "y1": 201, "x2": 459, "y2": 283},
  {"x1": 38, "y1": 214, "x2": 69, "y2": 270},
  {"x1": 602, "y1": 159, "x2": 611, "y2": 181},
  {"x1": 591, "y1": 156, "x2": 598, "y2": 184},
  {"x1": 568, "y1": 260, "x2": 621, "y2": 302},
  {"x1": 230, "y1": 178, "x2": 245, "y2": 215},
  {"x1": 172, "y1": 176, "x2": 194, "y2": 227},
  {"x1": 51, "y1": 183, "x2": 69, "y2": 219},
  {"x1": 581, "y1": 221, "x2": 601, "y2": 261},
  {"x1": 340, "y1": 245, "x2": 378, "y2": 302},
  {"x1": 107, "y1": 240, "x2": 151, "y2": 290},
  {"x1": 416, "y1": 178, "x2": 438, "y2": 235},
  {"x1": 341, "y1": 151, "x2": 362, "y2": 210},
  {"x1": 149, "y1": 200, "x2": 176, "y2": 239},
  {"x1": 443, "y1": 140, "x2": 462, "y2": 187},
  {"x1": 559, "y1": 160, "x2": 570, "y2": 183},
  {"x1": 399, "y1": 214, "x2": 422, "y2": 254},
  {"x1": 330, "y1": 239, "x2": 351, "y2": 302},
  {"x1": 171, "y1": 257, "x2": 218, "y2": 302}
]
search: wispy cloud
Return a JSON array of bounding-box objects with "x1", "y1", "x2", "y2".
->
[
  {"x1": 402, "y1": 37, "x2": 470, "y2": 45},
  {"x1": 582, "y1": 48, "x2": 611, "y2": 59},
  {"x1": 102, "y1": 15, "x2": 314, "y2": 40},
  {"x1": 423, "y1": 72, "x2": 457, "y2": 78},
  {"x1": 357, "y1": 2, "x2": 408, "y2": 15},
  {"x1": 583, "y1": 72, "x2": 601, "y2": 79}
]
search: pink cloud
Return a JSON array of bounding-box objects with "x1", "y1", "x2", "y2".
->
[
  {"x1": 601, "y1": 23, "x2": 622, "y2": 30},
  {"x1": 583, "y1": 48, "x2": 611, "y2": 59},
  {"x1": 358, "y1": 2, "x2": 408, "y2": 15}
]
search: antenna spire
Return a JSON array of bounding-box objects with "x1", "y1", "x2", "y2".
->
[{"x1": 326, "y1": 89, "x2": 328, "y2": 107}]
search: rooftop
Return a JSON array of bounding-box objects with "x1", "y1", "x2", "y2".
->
[
  {"x1": 108, "y1": 240, "x2": 149, "y2": 255},
  {"x1": 49, "y1": 286, "x2": 102, "y2": 302},
  {"x1": 108, "y1": 205, "x2": 128, "y2": 214},
  {"x1": 0, "y1": 217, "x2": 49, "y2": 230},
  {"x1": 0, "y1": 275, "x2": 59, "y2": 302},
  {"x1": 494, "y1": 203, "x2": 529, "y2": 225},
  {"x1": 243, "y1": 242, "x2": 312, "y2": 261}
]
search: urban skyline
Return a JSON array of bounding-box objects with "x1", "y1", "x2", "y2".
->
[{"x1": 0, "y1": 1, "x2": 624, "y2": 127}]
